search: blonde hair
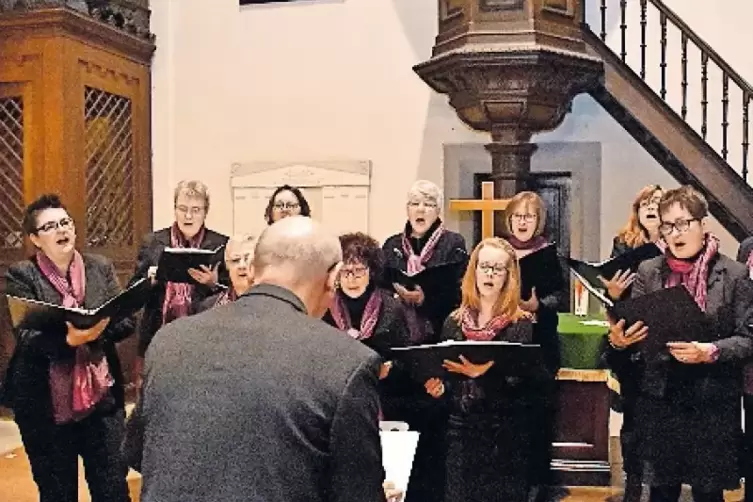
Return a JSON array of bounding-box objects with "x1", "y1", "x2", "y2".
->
[
  {"x1": 174, "y1": 180, "x2": 210, "y2": 211},
  {"x1": 452, "y1": 237, "x2": 524, "y2": 321},
  {"x1": 616, "y1": 184, "x2": 663, "y2": 248},
  {"x1": 501, "y1": 191, "x2": 546, "y2": 238}
]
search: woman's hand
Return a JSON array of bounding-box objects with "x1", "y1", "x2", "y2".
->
[
  {"x1": 393, "y1": 283, "x2": 424, "y2": 306},
  {"x1": 65, "y1": 317, "x2": 110, "y2": 347},
  {"x1": 520, "y1": 287, "x2": 539, "y2": 313},
  {"x1": 443, "y1": 355, "x2": 494, "y2": 379},
  {"x1": 608, "y1": 318, "x2": 648, "y2": 349},
  {"x1": 383, "y1": 481, "x2": 404, "y2": 502},
  {"x1": 598, "y1": 269, "x2": 636, "y2": 301},
  {"x1": 667, "y1": 342, "x2": 718, "y2": 364},
  {"x1": 425, "y1": 377, "x2": 445, "y2": 398},
  {"x1": 379, "y1": 361, "x2": 393, "y2": 380},
  {"x1": 188, "y1": 263, "x2": 219, "y2": 287}
]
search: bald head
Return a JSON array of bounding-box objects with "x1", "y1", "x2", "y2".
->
[{"x1": 253, "y1": 216, "x2": 342, "y2": 284}]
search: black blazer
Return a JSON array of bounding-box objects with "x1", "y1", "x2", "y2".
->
[
  {"x1": 125, "y1": 284, "x2": 386, "y2": 502},
  {"x1": 1, "y1": 254, "x2": 135, "y2": 419},
  {"x1": 128, "y1": 227, "x2": 229, "y2": 356},
  {"x1": 605, "y1": 253, "x2": 753, "y2": 402}
]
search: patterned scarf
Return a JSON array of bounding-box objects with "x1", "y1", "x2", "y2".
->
[
  {"x1": 401, "y1": 221, "x2": 446, "y2": 275},
  {"x1": 329, "y1": 289, "x2": 383, "y2": 341},
  {"x1": 214, "y1": 287, "x2": 238, "y2": 307},
  {"x1": 459, "y1": 307, "x2": 513, "y2": 341},
  {"x1": 664, "y1": 233, "x2": 719, "y2": 312},
  {"x1": 161, "y1": 223, "x2": 206, "y2": 325},
  {"x1": 506, "y1": 234, "x2": 548, "y2": 252},
  {"x1": 37, "y1": 250, "x2": 113, "y2": 424}
]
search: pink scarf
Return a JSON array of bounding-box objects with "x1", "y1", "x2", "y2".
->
[
  {"x1": 162, "y1": 223, "x2": 206, "y2": 325},
  {"x1": 215, "y1": 287, "x2": 238, "y2": 307},
  {"x1": 460, "y1": 308, "x2": 513, "y2": 341},
  {"x1": 329, "y1": 290, "x2": 383, "y2": 341},
  {"x1": 401, "y1": 222, "x2": 446, "y2": 275},
  {"x1": 37, "y1": 251, "x2": 113, "y2": 424},
  {"x1": 664, "y1": 233, "x2": 719, "y2": 312}
]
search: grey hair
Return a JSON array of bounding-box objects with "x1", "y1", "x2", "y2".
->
[
  {"x1": 174, "y1": 180, "x2": 210, "y2": 211},
  {"x1": 407, "y1": 180, "x2": 443, "y2": 209},
  {"x1": 225, "y1": 234, "x2": 256, "y2": 258},
  {"x1": 253, "y1": 216, "x2": 342, "y2": 281}
]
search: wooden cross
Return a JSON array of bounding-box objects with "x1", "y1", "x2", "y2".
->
[{"x1": 448, "y1": 181, "x2": 510, "y2": 239}]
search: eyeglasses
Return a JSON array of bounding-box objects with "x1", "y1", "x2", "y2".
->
[
  {"x1": 176, "y1": 205, "x2": 205, "y2": 215},
  {"x1": 407, "y1": 201, "x2": 437, "y2": 209},
  {"x1": 227, "y1": 254, "x2": 252, "y2": 267},
  {"x1": 659, "y1": 218, "x2": 699, "y2": 236},
  {"x1": 510, "y1": 213, "x2": 536, "y2": 223},
  {"x1": 477, "y1": 263, "x2": 508, "y2": 276},
  {"x1": 36, "y1": 217, "x2": 74, "y2": 234},
  {"x1": 273, "y1": 202, "x2": 300, "y2": 211},
  {"x1": 340, "y1": 266, "x2": 368, "y2": 279},
  {"x1": 639, "y1": 197, "x2": 662, "y2": 208}
]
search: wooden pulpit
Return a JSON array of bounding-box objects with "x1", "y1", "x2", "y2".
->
[{"x1": 0, "y1": 3, "x2": 155, "y2": 408}]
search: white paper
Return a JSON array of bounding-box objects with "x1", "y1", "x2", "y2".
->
[{"x1": 380, "y1": 430, "x2": 419, "y2": 501}]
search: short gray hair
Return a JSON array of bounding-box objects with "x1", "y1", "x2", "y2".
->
[
  {"x1": 407, "y1": 180, "x2": 443, "y2": 209},
  {"x1": 253, "y1": 216, "x2": 342, "y2": 281},
  {"x1": 225, "y1": 234, "x2": 256, "y2": 258},
  {"x1": 174, "y1": 180, "x2": 210, "y2": 211}
]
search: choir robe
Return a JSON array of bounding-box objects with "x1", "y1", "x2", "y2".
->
[
  {"x1": 128, "y1": 227, "x2": 229, "y2": 357},
  {"x1": 439, "y1": 315, "x2": 545, "y2": 502},
  {"x1": 605, "y1": 254, "x2": 753, "y2": 491},
  {"x1": 381, "y1": 219, "x2": 468, "y2": 502},
  {"x1": 517, "y1": 242, "x2": 564, "y2": 489},
  {"x1": 321, "y1": 286, "x2": 410, "y2": 420}
]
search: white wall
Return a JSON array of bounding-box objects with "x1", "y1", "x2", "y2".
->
[{"x1": 150, "y1": 0, "x2": 748, "y2": 256}]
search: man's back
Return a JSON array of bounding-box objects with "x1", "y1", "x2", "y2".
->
[{"x1": 137, "y1": 284, "x2": 385, "y2": 502}]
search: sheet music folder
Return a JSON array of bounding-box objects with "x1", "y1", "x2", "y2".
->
[
  {"x1": 518, "y1": 243, "x2": 566, "y2": 299},
  {"x1": 566, "y1": 243, "x2": 662, "y2": 289},
  {"x1": 391, "y1": 340, "x2": 543, "y2": 382},
  {"x1": 383, "y1": 261, "x2": 463, "y2": 292},
  {"x1": 7, "y1": 278, "x2": 151, "y2": 331},
  {"x1": 156, "y1": 246, "x2": 224, "y2": 284}
]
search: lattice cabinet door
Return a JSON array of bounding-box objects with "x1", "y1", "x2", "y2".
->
[{"x1": 0, "y1": 85, "x2": 25, "y2": 255}]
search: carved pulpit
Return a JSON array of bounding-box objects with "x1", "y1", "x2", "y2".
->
[{"x1": 0, "y1": 1, "x2": 155, "y2": 407}]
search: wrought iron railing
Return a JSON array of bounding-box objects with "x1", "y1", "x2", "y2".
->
[{"x1": 587, "y1": 0, "x2": 751, "y2": 180}]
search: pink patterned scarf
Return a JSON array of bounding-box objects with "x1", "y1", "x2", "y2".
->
[
  {"x1": 162, "y1": 223, "x2": 206, "y2": 325},
  {"x1": 215, "y1": 287, "x2": 238, "y2": 307},
  {"x1": 329, "y1": 289, "x2": 383, "y2": 341},
  {"x1": 460, "y1": 307, "x2": 513, "y2": 341},
  {"x1": 664, "y1": 233, "x2": 719, "y2": 312},
  {"x1": 401, "y1": 222, "x2": 446, "y2": 275},
  {"x1": 37, "y1": 250, "x2": 113, "y2": 424}
]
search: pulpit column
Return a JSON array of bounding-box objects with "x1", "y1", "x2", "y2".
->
[{"x1": 486, "y1": 141, "x2": 537, "y2": 230}]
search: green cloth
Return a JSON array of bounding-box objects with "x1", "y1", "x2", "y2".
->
[{"x1": 557, "y1": 313, "x2": 609, "y2": 370}]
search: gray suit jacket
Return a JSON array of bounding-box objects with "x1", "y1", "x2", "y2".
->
[
  {"x1": 127, "y1": 284, "x2": 386, "y2": 502},
  {"x1": 611, "y1": 253, "x2": 753, "y2": 401}
]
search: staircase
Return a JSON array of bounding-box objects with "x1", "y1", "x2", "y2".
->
[{"x1": 582, "y1": 0, "x2": 753, "y2": 240}]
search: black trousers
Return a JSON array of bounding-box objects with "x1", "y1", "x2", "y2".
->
[
  {"x1": 745, "y1": 394, "x2": 753, "y2": 502},
  {"x1": 649, "y1": 485, "x2": 723, "y2": 502},
  {"x1": 15, "y1": 407, "x2": 131, "y2": 502}
]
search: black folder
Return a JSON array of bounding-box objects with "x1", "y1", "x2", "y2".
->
[
  {"x1": 518, "y1": 243, "x2": 566, "y2": 299},
  {"x1": 383, "y1": 260, "x2": 465, "y2": 293},
  {"x1": 390, "y1": 340, "x2": 544, "y2": 383},
  {"x1": 156, "y1": 246, "x2": 224, "y2": 284},
  {"x1": 7, "y1": 278, "x2": 151, "y2": 331},
  {"x1": 566, "y1": 243, "x2": 662, "y2": 290},
  {"x1": 608, "y1": 286, "x2": 712, "y2": 359}
]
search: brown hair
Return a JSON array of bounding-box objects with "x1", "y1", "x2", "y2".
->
[
  {"x1": 659, "y1": 185, "x2": 709, "y2": 220},
  {"x1": 451, "y1": 238, "x2": 524, "y2": 322},
  {"x1": 339, "y1": 232, "x2": 384, "y2": 281},
  {"x1": 501, "y1": 191, "x2": 546, "y2": 238},
  {"x1": 616, "y1": 184, "x2": 663, "y2": 248}
]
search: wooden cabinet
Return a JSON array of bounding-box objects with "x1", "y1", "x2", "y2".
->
[{"x1": 0, "y1": 7, "x2": 155, "y2": 404}]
